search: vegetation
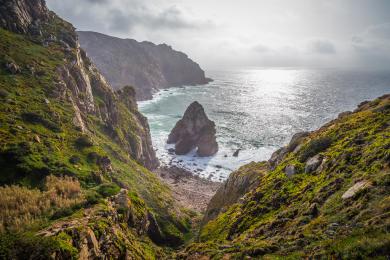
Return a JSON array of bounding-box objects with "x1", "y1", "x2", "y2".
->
[{"x1": 180, "y1": 95, "x2": 390, "y2": 259}]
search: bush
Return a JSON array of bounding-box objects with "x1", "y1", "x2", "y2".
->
[
  {"x1": 299, "y1": 136, "x2": 332, "y2": 162},
  {"x1": 97, "y1": 183, "x2": 120, "y2": 198},
  {"x1": 0, "y1": 232, "x2": 77, "y2": 259},
  {"x1": 85, "y1": 190, "x2": 102, "y2": 205},
  {"x1": 75, "y1": 135, "x2": 93, "y2": 149},
  {"x1": 21, "y1": 112, "x2": 61, "y2": 132},
  {"x1": 68, "y1": 155, "x2": 81, "y2": 165},
  {"x1": 0, "y1": 175, "x2": 83, "y2": 232}
]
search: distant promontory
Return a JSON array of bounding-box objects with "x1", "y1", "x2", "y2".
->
[{"x1": 78, "y1": 31, "x2": 212, "y2": 100}]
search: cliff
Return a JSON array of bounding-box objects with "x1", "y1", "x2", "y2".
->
[
  {"x1": 78, "y1": 31, "x2": 212, "y2": 100},
  {"x1": 180, "y1": 94, "x2": 390, "y2": 259},
  {"x1": 0, "y1": 0, "x2": 191, "y2": 258}
]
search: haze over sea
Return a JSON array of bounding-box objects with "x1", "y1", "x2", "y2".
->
[{"x1": 139, "y1": 69, "x2": 390, "y2": 181}]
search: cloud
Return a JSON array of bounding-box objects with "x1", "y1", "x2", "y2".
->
[
  {"x1": 47, "y1": 0, "x2": 213, "y2": 35},
  {"x1": 308, "y1": 40, "x2": 336, "y2": 54},
  {"x1": 85, "y1": 0, "x2": 108, "y2": 4},
  {"x1": 252, "y1": 44, "x2": 270, "y2": 53}
]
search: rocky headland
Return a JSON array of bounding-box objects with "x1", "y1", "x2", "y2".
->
[
  {"x1": 78, "y1": 31, "x2": 212, "y2": 101},
  {"x1": 167, "y1": 101, "x2": 219, "y2": 156}
]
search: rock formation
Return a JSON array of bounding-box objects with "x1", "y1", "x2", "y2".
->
[
  {"x1": 167, "y1": 101, "x2": 218, "y2": 156},
  {"x1": 78, "y1": 31, "x2": 212, "y2": 100}
]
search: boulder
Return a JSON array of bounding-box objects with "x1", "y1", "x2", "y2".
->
[
  {"x1": 5, "y1": 61, "x2": 21, "y2": 74},
  {"x1": 167, "y1": 101, "x2": 218, "y2": 157},
  {"x1": 285, "y1": 165, "x2": 297, "y2": 177},
  {"x1": 233, "y1": 149, "x2": 241, "y2": 157},
  {"x1": 304, "y1": 154, "x2": 323, "y2": 173},
  {"x1": 342, "y1": 180, "x2": 372, "y2": 199}
]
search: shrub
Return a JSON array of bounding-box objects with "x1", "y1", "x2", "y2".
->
[
  {"x1": 85, "y1": 190, "x2": 102, "y2": 205},
  {"x1": 68, "y1": 155, "x2": 81, "y2": 165},
  {"x1": 75, "y1": 135, "x2": 93, "y2": 149},
  {"x1": 0, "y1": 175, "x2": 83, "y2": 232},
  {"x1": 45, "y1": 175, "x2": 81, "y2": 199},
  {"x1": 21, "y1": 112, "x2": 61, "y2": 132},
  {"x1": 299, "y1": 136, "x2": 332, "y2": 162},
  {"x1": 97, "y1": 183, "x2": 120, "y2": 198}
]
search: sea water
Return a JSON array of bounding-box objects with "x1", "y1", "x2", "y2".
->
[{"x1": 139, "y1": 69, "x2": 390, "y2": 181}]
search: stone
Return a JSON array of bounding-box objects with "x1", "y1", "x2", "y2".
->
[
  {"x1": 6, "y1": 61, "x2": 21, "y2": 74},
  {"x1": 33, "y1": 135, "x2": 41, "y2": 143},
  {"x1": 233, "y1": 149, "x2": 241, "y2": 157},
  {"x1": 285, "y1": 165, "x2": 297, "y2": 177},
  {"x1": 304, "y1": 154, "x2": 323, "y2": 173},
  {"x1": 342, "y1": 180, "x2": 372, "y2": 199},
  {"x1": 98, "y1": 156, "x2": 113, "y2": 173},
  {"x1": 167, "y1": 101, "x2": 218, "y2": 157}
]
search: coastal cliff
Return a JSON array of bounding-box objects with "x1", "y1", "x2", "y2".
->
[{"x1": 78, "y1": 31, "x2": 212, "y2": 100}]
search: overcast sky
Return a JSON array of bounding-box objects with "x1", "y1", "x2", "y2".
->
[{"x1": 47, "y1": 0, "x2": 390, "y2": 70}]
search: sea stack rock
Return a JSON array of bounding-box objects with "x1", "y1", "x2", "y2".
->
[{"x1": 167, "y1": 102, "x2": 218, "y2": 156}]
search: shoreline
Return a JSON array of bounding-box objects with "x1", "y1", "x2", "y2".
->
[{"x1": 155, "y1": 166, "x2": 221, "y2": 213}]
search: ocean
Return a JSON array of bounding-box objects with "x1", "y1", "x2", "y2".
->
[{"x1": 139, "y1": 69, "x2": 390, "y2": 181}]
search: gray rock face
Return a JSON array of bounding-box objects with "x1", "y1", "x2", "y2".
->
[
  {"x1": 285, "y1": 165, "x2": 297, "y2": 177},
  {"x1": 269, "y1": 131, "x2": 310, "y2": 170},
  {"x1": 305, "y1": 154, "x2": 323, "y2": 173},
  {"x1": 78, "y1": 31, "x2": 212, "y2": 100},
  {"x1": 0, "y1": 0, "x2": 49, "y2": 34},
  {"x1": 203, "y1": 162, "x2": 266, "y2": 224},
  {"x1": 167, "y1": 102, "x2": 218, "y2": 157}
]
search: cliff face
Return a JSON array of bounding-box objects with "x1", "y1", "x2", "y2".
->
[
  {"x1": 0, "y1": 0, "x2": 189, "y2": 258},
  {"x1": 181, "y1": 95, "x2": 390, "y2": 259},
  {"x1": 78, "y1": 31, "x2": 211, "y2": 100}
]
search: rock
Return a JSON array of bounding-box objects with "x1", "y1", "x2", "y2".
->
[
  {"x1": 5, "y1": 61, "x2": 21, "y2": 74},
  {"x1": 285, "y1": 165, "x2": 297, "y2": 177},
  {"x1": 338, "y1": 111, "x2": 352, "y2": 119},
  {"x1": 33, "y1": 134, "x2": 41, "y2": 143},
  {"x1": 167, "y1": 102, "x2": 218, "y2": 157},
  {"x1": 0, "y1": 0, "x2": 49, "y2": 35},
  {"x1": 341, "y1": 180, "x2": 372, "y2": 199},
  {"x1": 203, "y1": 162, "x2": 266, "y2": 224},
  {"x1": 233, "y1": 149, "x2": 241, "y2": 157},
  {"x1": 304, "y1": 154, "x2": 323, "y2": 173},
  {"x1": 98, "y1": 156, "x2": 113, "y2": 173}
]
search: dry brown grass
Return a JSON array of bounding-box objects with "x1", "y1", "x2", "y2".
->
[{"x1": 0, "y1": 175, "x2": 83, "y2": 232}]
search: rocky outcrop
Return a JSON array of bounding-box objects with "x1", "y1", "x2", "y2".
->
[
  {"x1": 167, "y1": 101, "x2": 218, "y2": 156},
  {"x1": 202, "y1": 162, "x2": 267, "y2": 224},
  {"x1": 269, "y1": 131, "x2": 310, "y2": 170},
  {"x1": 78, "y1": 31, "x2": 212, "y2": 100},
  {"x1": 0, "y1": 0, "x2": 49, "y2": 34}
]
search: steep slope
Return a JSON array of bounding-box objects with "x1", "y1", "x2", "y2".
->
[
  {"x1": 78, "y1": 31, "x2": 212, "y2": 100},
  {"x1": 0, "y1": 0, "x2": 192, "y2": 258},
  {"x1": 180, "y1": 95, "x2": 390, "y2": 259}
]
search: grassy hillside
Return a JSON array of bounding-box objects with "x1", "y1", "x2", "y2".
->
[
  {"x1": 0, "y1": 11, "x2": 191, "y2": 259},
  {"x1": 180, "y1": 95, "x2": 390, "y2": 259}
]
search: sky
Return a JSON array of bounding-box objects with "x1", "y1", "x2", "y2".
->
[{"x1": 47, "y1": 0, "x2": 390, "y2": 70}]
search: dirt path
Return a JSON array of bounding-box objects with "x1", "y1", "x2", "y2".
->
[{"x1": 155, "y1": 166, "x2": 221, "y2": 213}]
